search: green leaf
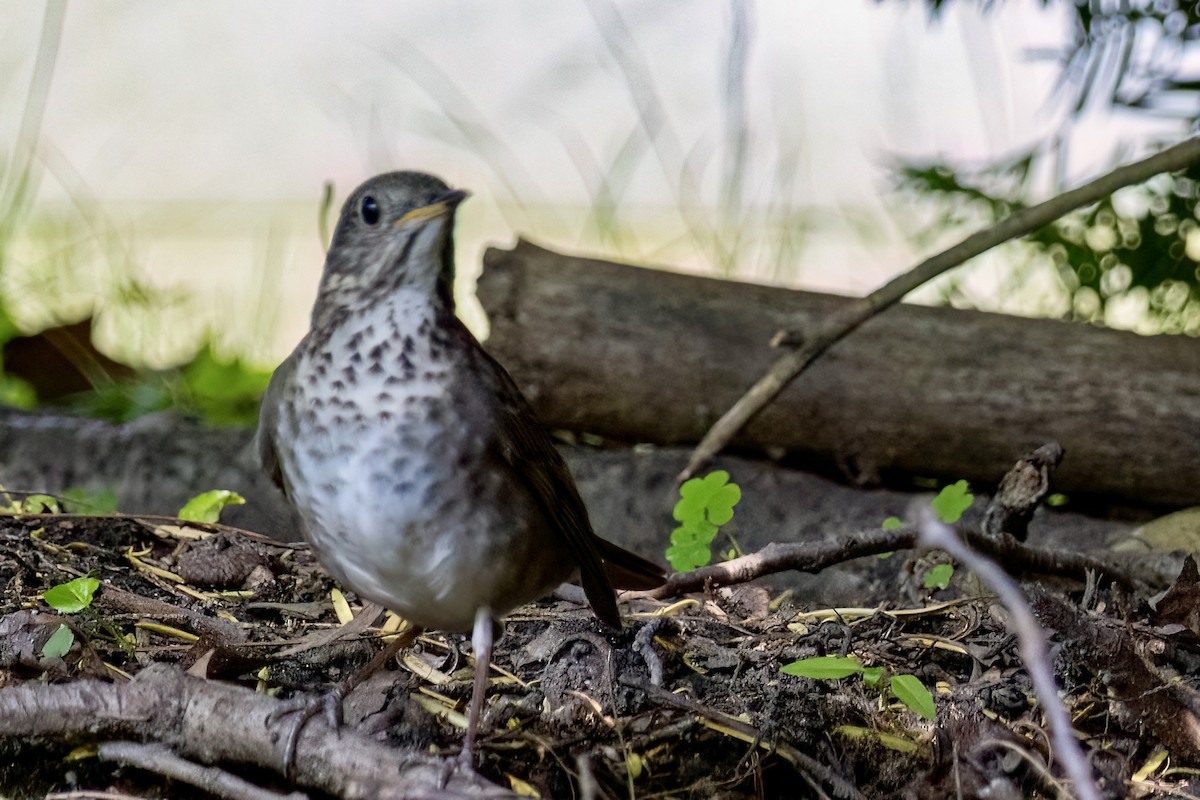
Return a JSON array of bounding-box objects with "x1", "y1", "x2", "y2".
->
[
  {"x1": 923, "y1": 563, "x2": 954, "y2": 590},
  {"x1": 666, "y1": 471, "x2": 741, "y2": 571},
  {"x1": 667, "y1": 516, "x2": 719, "y2": 570},
  {"x1": 890, "y1": 674, "x2": 936, "y2": 720},
  {"x1": 41, "y1": 624, "x2": 74, "y2": 659},
  {"x1": 670, "y1": 520, "x2": 717, "y2": 546},
  {"x1": 665, "y1": 540, "x2": 711, "y2": 572},
  {"x1": 672, "y1": 491, "x2": 707, "y2": 523},
  {"x1": 44, "y1": 576, "x2": 100, "y2": 613},
  {"x1": 61, "y1": 487, "x2": 120, "y2": 514},
  {"x1": 931, "y1": 480, "x2": 973, "y2": 524},
  {"x1": 881, "y1": 516, "x2": 905, "y2": 531},
  {"x1": 21, "y1": 494, "x2": 60, "y2": 513},
  {"x1": 781, "y1": 655, "x2": 864, "y2": 679},
  {"x1": 706, "y1": 483, "x2": 742, "y2": 525},
  {"x1": 861, "y1": 667, "x2": 884, "y2": 686},
  {"x1": 178, "y1": 490, "x2": 246, "y2": 523}
]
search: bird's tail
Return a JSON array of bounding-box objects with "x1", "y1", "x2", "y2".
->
[{"x1": 596, "y1": 537, "x2": 667, "y2": 590}]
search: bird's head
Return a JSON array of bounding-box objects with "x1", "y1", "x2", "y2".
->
[{"x1": 313, "y1": 171, "x2": 468, "y2": 323}]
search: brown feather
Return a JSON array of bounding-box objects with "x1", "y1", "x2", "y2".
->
[{"x1": 456, "y1": 319, "x2": 664, "y2": 628}]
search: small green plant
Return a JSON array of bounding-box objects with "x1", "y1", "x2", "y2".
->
[
  {"x1": 41, "y1": 575, "x2": 101, "y2": 659},
  {"x1": 0, "y1": 486, "x2": 119, "y2": 515},
  {"x1": 923, "y1": 563, "x2": 954, "y2": 590},
  {"x1": 782, "y1": 655, "x2": 936, "y2": 720},
  {"x1": 877, "y1": 481, "x2": 976, "y2": 577},
  {"x1": 178, "y1": 489, "x2": 246, "y2": 524},
  {"x1": 44, "y1": 576, "x2": 99, "y2": 614},
  {"x1": 0, "y1": 488, "x2": 61, "y2": 514},
  {"x1": 60, "y1": 487, "x2": 120, "y2": 514},
  {"x1": 930, "y1": 480, "x2": 972, "y2": 524},
  {"x1": 41, "y1": 623, "x2": 74, "y2": 659},
  {"x1": 666, "y1": 470, "x2": 741, "y2": 572}
]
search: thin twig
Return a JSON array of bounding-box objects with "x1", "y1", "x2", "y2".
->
[
  {"x1": 97, "y1": 741, "x2": 309, "y2": 800},
  {"x1": 681, "y1": 135, "x2": 1200, "y2": 482},
  {"x1": 649, "y1": 524, "x2": 1139, "y2": 599},
  {"x1": 917, "y1": 512, "x2": 1100, "y2": 800}
]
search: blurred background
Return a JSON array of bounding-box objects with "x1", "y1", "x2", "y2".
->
[{"x1": 0, "y1": 0, "x2": 1196, "y2": 425}]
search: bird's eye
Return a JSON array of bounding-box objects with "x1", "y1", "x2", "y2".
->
[{"x1": 360, "y1": 196, "x2": 381, "y2": 225}]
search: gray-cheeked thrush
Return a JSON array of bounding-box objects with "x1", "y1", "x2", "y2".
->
[{"x1": 256, "y1": 171, "x2": 666, "y2": 764}]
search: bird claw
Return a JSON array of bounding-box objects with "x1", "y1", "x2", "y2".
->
[{"x1": 269, "y1": 685, "x2": 346, "y2": 779}]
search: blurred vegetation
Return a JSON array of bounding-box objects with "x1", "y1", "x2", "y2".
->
[
  {"x1": 71, "y1": 344, "x2": 271, "y2": 426},
  {"x1": 3, "y1": 1, "x2": 1200, "y2": 428},
  {"x1": 0, "y1": 2, "x2": 271, "y2": 426},
  {"x1": 893, "y1": 0, "x2": 1200, "y2": 333}
]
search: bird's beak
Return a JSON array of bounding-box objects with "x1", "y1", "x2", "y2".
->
[{"x1": 395, "y1": 189, "x2": 470, "y2": 227}]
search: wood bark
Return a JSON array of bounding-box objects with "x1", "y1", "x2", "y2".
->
[
  {"x1": 0, "y1": 662, "x2": 514, "y2": 799},
  {"x1": 478, "y1": 239, "x2": 1200, "y2": 508}
]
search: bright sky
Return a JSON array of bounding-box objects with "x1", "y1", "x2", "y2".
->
[{"x1": 0, "y1": 1, "x2": 1170, "y2": 365}]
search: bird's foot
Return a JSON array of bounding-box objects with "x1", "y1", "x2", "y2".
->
[
  {"x1": 269, "y1": 623, "x2": 422, "y2": 780},
  {"x1": 269, "y1": 684, "x2": 346, "y2": 779},
  {"x1": 433, "y1": 746, "x2": 478, "y2": 790}
]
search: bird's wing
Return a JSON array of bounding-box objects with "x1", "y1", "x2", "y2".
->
[
  {"x1": 255, "y1": 352, "x2": 296, "y2": 494},
  {"x1": 459, "y1": 328, "x2": 623, "y2": 628}
]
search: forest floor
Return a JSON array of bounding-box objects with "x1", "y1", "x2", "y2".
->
[{"x1": 0, "y1": 510, "x2": 1195, "y2": 799}]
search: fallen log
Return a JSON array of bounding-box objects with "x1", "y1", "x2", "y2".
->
[
  {"x1": 0, "y1": 410, "x2": 1148, "y2": 603},
  {"x1": 478, "y1": 239, "x2": 1200, "y2": 508}
]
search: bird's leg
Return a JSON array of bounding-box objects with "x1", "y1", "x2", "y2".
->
[
  {"x1": 273, "y1": 623, "x2": 421, "y2": 779},
  {"x1": 459, "y1": 605, "x2": 496, "y2": 769}
]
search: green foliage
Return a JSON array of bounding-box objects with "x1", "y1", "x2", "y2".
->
[
  {"x1": 930, "y1": 480, "x2": 972, "y2": 524},
  {"x1": 70, "y1": 343, "x2": 271, "y2": 427},
  {"x1": 41, "y1": 623, "x2": 73, "y2": 659},
  {"x1": 782, "y1": 655, "x2": 936, "y2": 720},
  {"x1": 781, "y1": 655, "x2": 863, "y2": 679},
  {"x1": 178, "y1": 489, "x2": 246, "y2": 524},
  {"x1": 71, "y1": 380, "x2": 176, "y2": 423},
  {"x1": 181, "y1": 344, "x2": 272, "y2": 426},
  {"x1": 879, "y1": 480, "x2": 973, "y2": 533},
  {"x1": 666, "y1": 470, "x2": 742, "y2": 572},
  {"x1": 892, "y1": 1, "x2": 1200, "y2": 333},
  {"x1": 42, "y1": 574, "x2": 102, "y2": 659},
  {"x1": 889, "y1": 674, "x2": 936, "y2": 721},
  {"x1": 0, "y1": 374, "x2": 37, "y2": 409},
  {"x1": 0, "y1": 487, "x2": 119, "y2": 515},
  {"x1": 43, "y1": 576, "x2": 99, "y2": 613},
  {"x1": 60, "y1": 487, "x2": 120, "y2": 514},
  {"x1": 0, "y1": 488, "x2": 61, "y2": 514},
  {"x1": 902, "y1": 158, "x2": 1200, "y2": 332},
  {"x1": 19, "y1": 494, "x2": 60, "y2": 513},
  {"x1": 923, "y1": 563, "x2": 954, "y2": 590}
]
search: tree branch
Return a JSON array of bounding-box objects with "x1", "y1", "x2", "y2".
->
[{"x1": 682, "y1": 135, "x2": 1200, "y2": 482}]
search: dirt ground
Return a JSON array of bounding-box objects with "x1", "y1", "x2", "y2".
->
[{"x1": 0, "y1": 511, "x2": 1195, "y2": 799}]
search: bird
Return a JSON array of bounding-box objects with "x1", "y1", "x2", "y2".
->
[{"x1": 255, "y1": 170, "x2": 666, "y2": 766}]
